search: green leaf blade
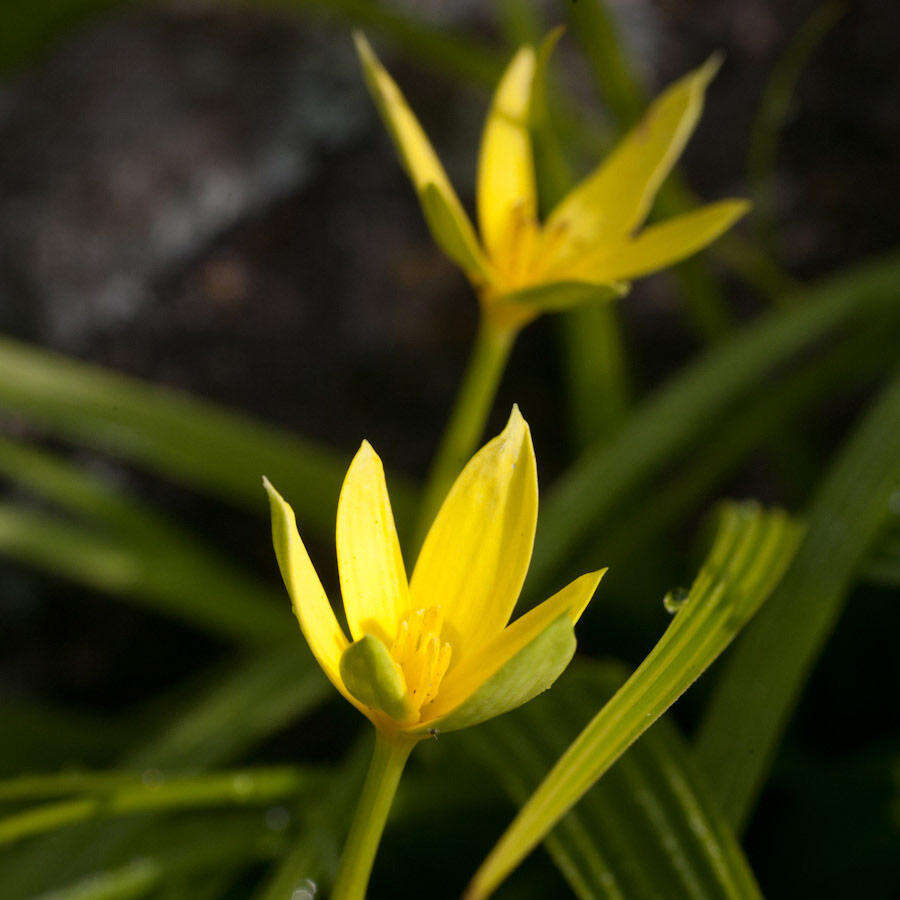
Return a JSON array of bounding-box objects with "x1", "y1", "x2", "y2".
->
[
  {"x1": 0, "y1": 335, "x2": 415, "y2": 537},
  {"x1": 694, "y1": 366, "x2": 900, "y2": 830},
  {"x1": 460, "y1": 659, "x2": 761, "y2": 899},
  {"x1": 467, "y1": 502, "x2": 802, "y2": 897},
  {"x1": 530, "y1": 253, "x2": 900, "y2": 596}
]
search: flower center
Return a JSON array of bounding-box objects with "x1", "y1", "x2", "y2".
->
[{"x1": 390, "y1": 606, "x2": 452, "y2": 713}]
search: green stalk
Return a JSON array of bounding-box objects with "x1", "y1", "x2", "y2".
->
[
  {"x1": 414, "y1": 319, "x2": 514, "y2": 549},
  {"x1": 563, "y1": 303, "x2": 631, "y2": 446},
  {"x1": 332, "y1": 731, "x2": 415, "y2": 900}
]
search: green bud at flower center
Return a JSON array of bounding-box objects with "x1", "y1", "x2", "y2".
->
[{"x1": 339, "y1": 606, "x2": 452, "y2": 725}]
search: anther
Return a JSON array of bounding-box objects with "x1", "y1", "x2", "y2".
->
[{"x1": 390, "y1": 606, "x2": 452, "y2": 715}]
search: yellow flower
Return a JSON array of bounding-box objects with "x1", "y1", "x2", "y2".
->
[
  {"x1": 355, "y1": 33, "x2": 749, "y2": 330},
  {"x1": 265, "y1": 407, "x2": 603, "y2": 738}
]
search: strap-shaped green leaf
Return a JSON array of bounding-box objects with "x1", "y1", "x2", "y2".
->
[
  {"x1": 14, "y1": 811, "x2": 290, "y2": 900},
  {"x1": 0, "y1": 502, "x2": 290, "y2": 645},
  {"x1": 0, "y1": 436, "x2": 293, "y2": 644},
  {"x1": 589, "y1": 323, "x2": 895, "y2": 576},
  {"x1": 864, "y1": 527, "x2": 900, "y2": 587},
  {"x1": 0, "y1": 648, "x2": 329, "y2": 895},
  {"x1": 529, "y1": 253, "x2": 900, "y2": 597},
  {"x1": 0, "y1": 335, "x2": 416, "y2": 538},
  {"x1": 467, "y1": 501, "x2": 802, "y2": 897},
  {"x1": 460, "y1": 659, "x2": 761, "y2": 899},
  {"x1": 694, "y1": 367, "x2": 900, "y2": 830},
  {"x1": 0, "y1": 767, "x2": 313, "y2": 848}
]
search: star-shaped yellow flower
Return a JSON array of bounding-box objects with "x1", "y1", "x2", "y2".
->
[
  {"x1": 265, "y1": 407, "x2": 604, "y2": 738},
  {"x1": 355, "y1": 33, "x2": 748, "y2": 330}
]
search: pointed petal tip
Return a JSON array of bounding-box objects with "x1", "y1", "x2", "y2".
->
[
  {"x1": 507, "y1": 44, "x2": 536, "y2": 71},
  {"x1": 711, "y1": 198, "x2": 753, "y2": 230},
  {"x1": 728, "y1": 197, "x2": 753, "y2": 218},
  {"x1": 500, "y1": 404, "x2": 532, "y2": 452},
  {"x1": 571, "y1": 568, "x2": 607, "y2": 623},
  {"x1": 352, "y1": 30, "x2": 373, "y2": 60},
  {"x1": 543, "y1": 24, "x2": 567, "y2": 50},
  {"x1": 506, "y1": 402, "x2": 527, "y2": 431},
  {"x1": 520, "y1": 44, "x2": 537, "y2": 66},
  {"x1": 697, "y1": 51, "x2": 725, "y2": 86},
  {"x1": 350, "y1": 441, "x2": 388, "y2": 485},
  {"x1": 353, "y1": 32, "x2": 383, "y2": 83},
  {"x1": 261, "y1": 475, "x2": 281, "y2": 502}
]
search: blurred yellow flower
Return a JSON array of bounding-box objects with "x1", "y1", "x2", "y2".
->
[
  {"x1": 355, "y1": 33, "x2": 748, "y2": 330},
  {"x1": 265, "y1": 407, "x2": 603, "y2": 738}
]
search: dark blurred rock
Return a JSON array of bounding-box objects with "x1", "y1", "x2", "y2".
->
[{"x1": 0, "y1": 6, "x2": 369, "y2": 350}]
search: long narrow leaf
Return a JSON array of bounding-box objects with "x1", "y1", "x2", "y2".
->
[
  {"x1": 126, "y1": 648, "x2": 329, "y2": 770},
  {"x1": 461, "y1": 659, "x2": 761, "y2": 898},
  {"x1": 0, "y1": 650, "x2": 329, "y2": 895},
  {"x1": 0, "y1": 503, "x2": 289, "y2": 644},
  {"x1": 864, "y1": 528, "x2": 900, "y2": 587},
  {"x1": 529, "y1": 253, "x2": 900, "y2": 596},
  {"x1": 747, "y1": 1, "x2": 846, "y2": 251},
  {"x1": 467, "y1": 502, "x2": 802, "y2": 897},
  {"x1": 24, "y1": 812, "x2": 289, "y2": 900},
  {"x1": 594, "y1": 323, "x2": 893, "y2": 575},
  {"x1": 0, "y1": 767, "x2": 312, "y2": 848},
  {"x1": 694, "y1": 367, "x2": 900, "y2": 830},
  {"x1": 0, "y1": 436, "x2": 295, "y2": 643},
  {"x1": 0, "y1": 335, "x2": 415, "y2": 537},
  {"x1": 0, "y1": 701, "x2": 133, "y2": 776},
  {"x1": 0, "y1": 435, "x2": 217, "y2": 547}
]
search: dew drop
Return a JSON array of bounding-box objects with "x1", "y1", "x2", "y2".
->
[
  {"x1": 292, "y1": 879, "x2": 317, "y2": 899},
  {"x1": 663, "y1": 587, "x2": 689, "y2": 614}
]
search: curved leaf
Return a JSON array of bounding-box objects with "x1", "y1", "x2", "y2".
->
[{"x1": 467, "y1": 502, "x2": 802, "y2": 897}]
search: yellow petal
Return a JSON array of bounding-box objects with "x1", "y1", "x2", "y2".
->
[
  {"x1": 263, "y1": 478, "x2": 364, "y2": 714},
  {"x1": 421, "y1": 614, "x2": 575, "y2": 733},
  {"x1": 354, "y1": 32, "x2": 490, "y2": 283},
  {"x1": 573, "y1": 199, "x2": 750, "y2": 283},
  {"x1": 336, "y1": 441, "x2": 410, "y2": 646},
  {"x1": 477, "y1": 46, "x2": 537, "y2": 264},
  {"x1": 545, "y1": 55, "x2": 721, "y2": 256},
  {"x1": 410, "y1": 406, "x2": 538, "y2": 663},
  {"x1": 420, "y1": 570, "x2": 605, "y2": 725}
]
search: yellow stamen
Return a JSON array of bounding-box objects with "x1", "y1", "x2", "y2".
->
[{"x1": 390, "y1": 606, "x2": 452, "y2": 713}]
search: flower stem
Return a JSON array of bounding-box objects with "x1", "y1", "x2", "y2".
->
[
  {"x1": 414, "y1": 318, "x2": 515, "y2": 550},
  {"x1": 331, "y1": 731, "x2": 414, "y2": 900}
]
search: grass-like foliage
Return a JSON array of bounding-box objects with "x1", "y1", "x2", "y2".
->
[{"x1": 0, "y1": 0, "x2": 897, "y2": 897}]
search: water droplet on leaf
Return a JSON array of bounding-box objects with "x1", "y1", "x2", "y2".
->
[
  {"x1": 663, "y1": 587, "x2": 689, "y2": 614},
  {"x1": 292, "y1": 879, "x2": 317, "y2": 899}
]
